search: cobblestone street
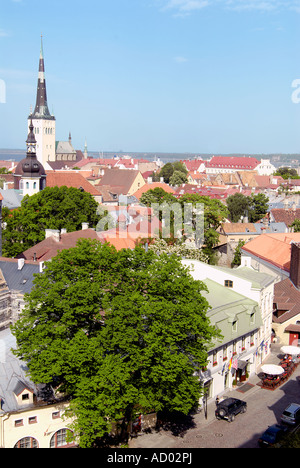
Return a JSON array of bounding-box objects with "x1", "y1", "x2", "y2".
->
[{"x1": 129, "y1": 343, "x2": 300, "y2": 449}]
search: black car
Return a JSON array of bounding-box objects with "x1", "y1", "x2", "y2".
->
[
  {"x1": 258, "y1": 424, "x2": 288, "y2": 447},
  {"x1": 215, "y1": 397, "x2": 247, "y2": 422}
]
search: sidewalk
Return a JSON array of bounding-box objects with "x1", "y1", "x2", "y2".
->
[{"x1": 128, "y1": 342, "x2": 286, "y2": 448}]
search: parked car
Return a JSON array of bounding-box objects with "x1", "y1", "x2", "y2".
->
[
  {"x1": 258, "y1": 424, "x2": 288, "y2": 447},
  {"x1": 280, "y1": 403, "x2": 300, "y2": 425},
  {"x1": 215, "y1": 397, "x2": 247, "y2": 422}
]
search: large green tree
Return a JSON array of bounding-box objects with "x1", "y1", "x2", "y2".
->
[
  {"x1": 2, "y1": 186, "x2": 100, "y2": 257},
  {"x1": 226, "y1": 192, "x2": 269, "y2": 223},
  {"x1": 248, "y1": 193, "x2": 269, "y2": 223},
  {"x1": 274, "y1": 167, "x2": 300, "y2": 179},
  {"x1": 11, "y1": 239, "x2": 220, "y2": 447},
  {"x1": 226, "y1": 193, "x2": 250, "y2": 222},
  {"x1": 178, "y1": 193, "x2": 229, "y2": 262},
  {"x1": 159, "y1": 161, "x2": 188, "y2": 184}
]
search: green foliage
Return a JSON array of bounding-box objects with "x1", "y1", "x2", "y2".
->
[
  {"x1": 11, "y1": 239, "x2": 220, "y2": 447},
  {"x1": 226, "y1": 193, "x2": 250, "y2": 222},
  {"x1": 274, "y1": 167, "x2": 300, "y2": 179},
  {"x1": 178, "y1": 194, "x2": 229, "y2": 262},
  {"x1": 231, "y1": 240, "x2": 246, "y2": 267},
  {"x1": 226, "y1": 192, "x2": 269, "y2": 223},
  {"x1": 249, "y1": 193, "x2": 269, "y2": 223},
  {"x1": 289, "y1": 218, "x2": 300, "y2": 232},
  {"x1": 169, "y1": 170, "x2": 188, "y2": 186},
  {"x1": 2, "y1": 186, "x2": 100, "y2": 257},
  {"x1": 140, "y1": 187, "x2": 177, "y2": 207},
  {"x1": 159, "y1": 161, "x2": 187, "y2": 184}
]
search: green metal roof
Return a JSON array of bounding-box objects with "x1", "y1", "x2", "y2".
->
[
  {"x1": 202, "y1": 278, "x2": 263, "y2": 350},
  {"x1": 211, "y1": 265, "x2": 274, "y2": 289}
]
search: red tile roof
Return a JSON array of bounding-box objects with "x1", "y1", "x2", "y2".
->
[
  {"x1": 270, "y1": 208, "x2": 300, "y2": 226},
  {"x1": 133, "y1": 182, "x2": 175, "y2": 200},
  {"x1": 46, "y1": 171, "x2": 101, "y2": 196},
  {"x1": 19, "y1": 229, "x2": 101, "y2": 262},
  {"x1": 273, "y1": 277, "x2": 300, "y2": 324},
  {"x1": 242, "y1": 232, "x2": 300, "y2": 272},
  {"x1": 207, "y1": 156, "x2": 260, "y2": 170}
]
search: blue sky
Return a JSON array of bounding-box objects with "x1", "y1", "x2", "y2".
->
[{"x1": 0, "y1": 0, "x2": 300, "y2": 154}]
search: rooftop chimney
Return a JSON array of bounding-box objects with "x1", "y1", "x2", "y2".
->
[
  {"x1": 17, "y1": 258, "x2": 25, "y2": 270},
  {"x1": 45, "y1": 229, "x2": 60, "y2": 242},
  {"x1": 290, "y1": 242, "x2": 300, "y2": 288}
]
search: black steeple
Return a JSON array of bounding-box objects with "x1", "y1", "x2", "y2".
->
[{"x1": 32, "y1": 36, "x2": 55, "y2": 120}]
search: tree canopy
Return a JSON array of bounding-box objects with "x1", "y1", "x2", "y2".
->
[
  {"x1": 226, "y1": 192, "x2": 269, "y2": 223},
  {"x1": 2, "y1": 186, "x2": 100, "y2": 257},
  {"x1": 159, "y1": 162, "x2": 188, "y2": 184},
  {"x1": 11, "y1": 239, "x2": 220, "y2": 448},
  {"x1": 274, "y1": 167, "x2": 300, "y2": 179}
]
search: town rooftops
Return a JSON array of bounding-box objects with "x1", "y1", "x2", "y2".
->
[
  {"x1": 212, "y1": 265, "x2": 275, "y2": 290},
  {"x1": 206, "y1": 156, "x2": 260, "y2": 170},
  {"x1": 0, "y1": 329, "x2": 37, "y2": 412},
  {"x1": 45, "y1": 171, "x2": 101, "y2": 197},
  {"x1": 18, "y1": 229, "x2": 101, "y2": 263},
  {"x1": 242, "y1": 232, "x2": 300, "y2": 273},
  {"x1": 270, "y1": 208, "x2": 300, "y2": 227},
  {"x1": 0, "y1": 258, "x2": 39, "y2": 294},
  {"x1": 273, "y1": 277, "x2": 300, "y2": 324},
  {"x1": 202, "y1": 278, "x2": 262, "y2": 349},
  {"x1": 133, "y1": 182, "x2": 176, "y2": 200}
]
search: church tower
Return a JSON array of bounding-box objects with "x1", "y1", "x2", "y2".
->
[
  {"x1": 29, "y1": 36, "x2": 56, "y2": 166},
  {"x1": 14, "y1": 119, "x2": 46, "y2": 196}
]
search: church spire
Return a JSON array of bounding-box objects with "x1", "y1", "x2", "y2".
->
[{"x1": 32, "y1": 35, "x2": 54, "y2": 120}]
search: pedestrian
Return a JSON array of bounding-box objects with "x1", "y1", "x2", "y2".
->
[{"x1": 216, "y1": 396, "x2": 219, "y2": 406}]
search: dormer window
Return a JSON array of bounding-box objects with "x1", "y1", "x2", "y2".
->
[{"x1": 224, "y1": 280, "x2": 233, "y2": 288}]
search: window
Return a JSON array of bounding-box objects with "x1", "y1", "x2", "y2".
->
[
  {"x1": 15, "y1": 419, "x2": 23, "y2": 427},
  {"x1": 33, "y1": 182, "x2": 37, "y2": 190},
  {"x1": 50, "y1": 429, "x2": 75, "y2": 448},
  {"x1": 52, "y1": 411, "x2": 60, "y2": 419},
  {"x1": 28, "y1": 416, "x2": 37, "y2": 424},
  {"x1": 224, "y1": 280, "x2": 233, "y2": 288},
  {"x1": 22, "y1": 393, "x2": 29, "y2": 401},
  {"x1": 26, "y1": 182, "x2": 29, "y2": 189},
  {"x1": 14, "y1": 437, "x2": 38, "y2": 448},
  {"x1": 232, "y1": 320, "x2": 237, "y2": 333}
]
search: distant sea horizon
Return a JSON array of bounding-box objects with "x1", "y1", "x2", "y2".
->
[{"x1": 0, "y1": 148, "x2": 299, "y2": 166}]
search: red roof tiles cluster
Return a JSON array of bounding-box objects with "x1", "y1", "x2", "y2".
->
[{"x1": 206, "y1": 156, "x2": 260, "y2": 170}]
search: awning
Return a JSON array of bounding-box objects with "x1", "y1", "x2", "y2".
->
[
  {"x1": 285, "y1": 324, "x2": 300, "y2": 333},
  {"x1": 238, "y1": 360, "x2": 248, "y2": 370}
]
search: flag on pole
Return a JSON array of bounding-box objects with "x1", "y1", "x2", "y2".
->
[{"x1": 232, "y1": 359, "x2": 238, "y2": 370}]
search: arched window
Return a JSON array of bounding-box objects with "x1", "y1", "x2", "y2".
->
[
  {"x1": 26, "y1": 182, "x2": 29, "y2": 189},
  {"x1": 50, "y1": 428, "x2": 75, "y2": 448},
  {"x1": 14, "y1": 437, "x2": 38, "y2": 448},
  {"x1": 33, "y1": 182, "x2": 37, "y2": 190}
]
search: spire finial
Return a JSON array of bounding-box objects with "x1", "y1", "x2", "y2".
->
[{"x1": 40, "y1": 33, "x2": 44, "y2": 58}]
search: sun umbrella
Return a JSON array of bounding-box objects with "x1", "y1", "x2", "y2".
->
[
  {"x1": 280, "y1": 345, "x2": 300, "y2": 355},
  {"x1": 260, "y1": 364, "x2": 285, "y2": 375}
]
